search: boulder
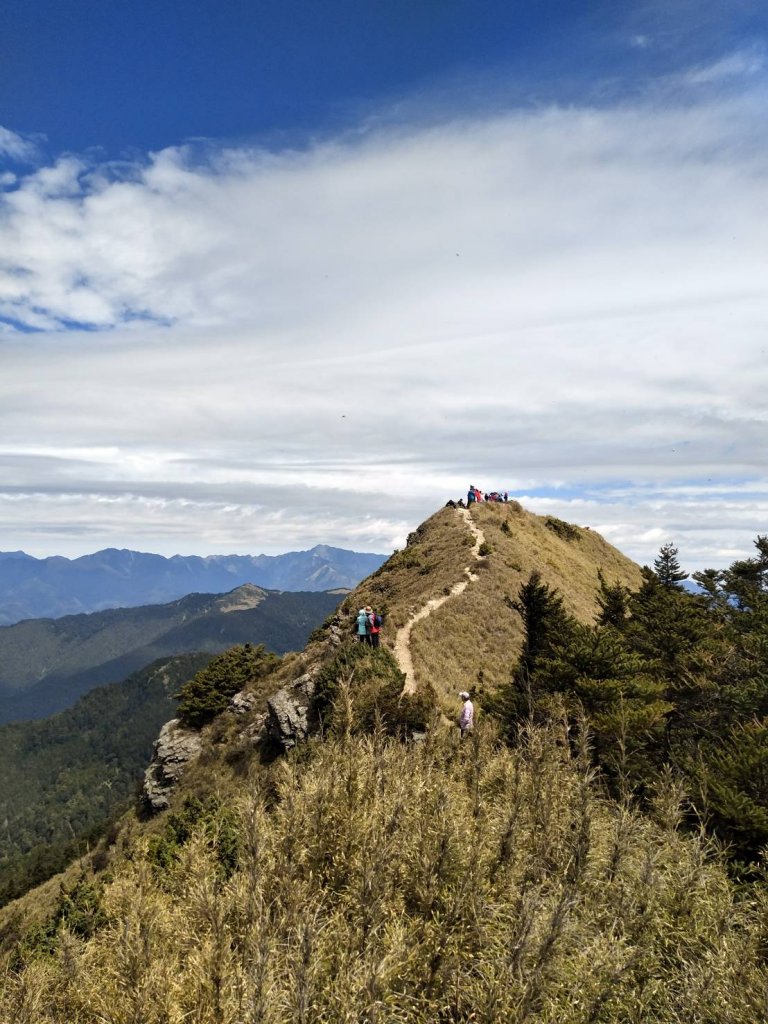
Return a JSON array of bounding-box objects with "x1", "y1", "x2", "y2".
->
[
  {"x1": 143, "y1": 719, "x2": 203, "y2": 813},
  {"x1": 267, "y1": 672, "x2": 318, "y2": 751},
  {"x1": 229, "y1": 690, "x2": 260, "y2": 715}
]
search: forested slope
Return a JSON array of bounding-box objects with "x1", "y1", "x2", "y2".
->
[{"x1": 0, "y1": 654, "x2": 212, "y2": 906}]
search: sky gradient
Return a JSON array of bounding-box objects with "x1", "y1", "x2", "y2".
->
[{"x1": 1, "y1": 0, "x2": 767, "y2": 571}]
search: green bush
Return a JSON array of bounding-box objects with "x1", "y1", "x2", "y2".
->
[
  {"x1": 14, "y1": 873, "x2": 107, "y2": 965},
  {"x1": 176, "y1": 644, "x2": 279, "y2": 728},
  {"x1": 146, "y1": 795, "x2": 239, "y2": 880},
  {"x1": 315, "y1": 641, "x2": 434, "y2": 735},
  {"x1": 545, "y1": 516, "x2": 580, "y2": 541}
]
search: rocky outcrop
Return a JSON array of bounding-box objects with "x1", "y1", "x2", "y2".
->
[
  {"x1": 143, "y1": 719, "x2": 203, "y2": 812},
  {"x1": 328, "y1": 619, "x2": 344, "y2": 646},
  {"x1": 243, "y1": 711, "x2": 268, "y2": 744},
  {"x1": 229, "y1": 689, "x2": 261, "y2": 715},
  {"x1": 267, "y1": 672, "x2": 318, "y2": 752}
]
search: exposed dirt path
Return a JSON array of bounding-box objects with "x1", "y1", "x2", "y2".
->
[{"x1": 395, "y1": 507, "x2": 486, "y2": 695}]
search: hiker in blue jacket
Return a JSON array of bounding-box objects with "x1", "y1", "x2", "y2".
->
[{"x1": 356, "y1": 607, "x2": 372, "y2": 645}]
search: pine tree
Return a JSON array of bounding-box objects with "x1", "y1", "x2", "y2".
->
[
  {"x1": 654, "y1": 542, "x2": 688, "y2": 588},
  {"x1": 490, "y1": 572, "x2": 574, "y2": 728},
  {"x1": 509, "y1": 571, "x2": 571, "y2": 686},
  {"x1": 596, "y1": 570, "x2": 630, "y2": 628}
]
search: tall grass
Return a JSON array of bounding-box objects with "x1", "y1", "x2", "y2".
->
[{"x1": 4, "y1": 717, "x2": 766, "y2": 1022}]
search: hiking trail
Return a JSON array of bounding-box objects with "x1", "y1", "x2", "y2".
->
[{"x1": 395, "y1": 508, "x2": 485, "y2": 695}]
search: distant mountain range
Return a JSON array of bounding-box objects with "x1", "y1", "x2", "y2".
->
[
  {"x1": 0, "y1": 545, "x2": 387, "y2": 625},
  {"x1": 0, "y1": 583, "x2": 342, "y2": 723}
]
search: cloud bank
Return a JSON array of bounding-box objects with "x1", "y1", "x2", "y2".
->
[{"x1": 1, "y1": 79, "x2": 767, "y2": 569}]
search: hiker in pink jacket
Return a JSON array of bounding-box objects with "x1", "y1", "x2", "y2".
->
[{"x1": 458, "y1": 691, "x2": 474, "y2": 739}]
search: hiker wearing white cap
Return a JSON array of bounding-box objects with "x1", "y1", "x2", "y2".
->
[
  {"x1": 458, "y1": 691, "x2": 474, "y2": 738},
  {"x1": 356, "y1": 608, "x2": 372, "y2": 645}
]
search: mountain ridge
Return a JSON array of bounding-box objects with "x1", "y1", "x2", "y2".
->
[
  {"x1": 0, "y1": 543, "x2": 387, "y2": 625},
  {"x1": 0, "y1": 583, "x2": 343, "y2": 722}
]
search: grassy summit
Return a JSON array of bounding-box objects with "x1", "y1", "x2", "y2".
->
[{"x1": 347, "y1": 502, "x2": 641, "y2": 710}]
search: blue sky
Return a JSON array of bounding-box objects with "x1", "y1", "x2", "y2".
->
[
  {"x1": 1, "y1": 0, "x2": 767, "y2": 570},
  {"x1": 3, "y1": 0, "x2": 763, "y2": 156}
]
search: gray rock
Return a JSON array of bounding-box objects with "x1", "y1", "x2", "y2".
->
[
  {"x1": 244, "y1": 712, "x2": 268, "y2": 744},
  {"x1": 230, "y1": 690, "x2": 260, "y2": 715},
  {"x1": 143, "y1": 719, "x2": 203, "y2": 813},
  {"x1": 267, "y1": 676, "x2": 317, "y2": 752}
]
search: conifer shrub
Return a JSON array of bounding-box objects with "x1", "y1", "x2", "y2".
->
[
  {"x1": 176, "y1": 644, "x2": 279, "y2": 729},
  {"x1": 545, "y1": 515, "x2": 580, "y2": 541},
  {"x1": 315, "y1": 641, "x2": 434, "y2": 735},
  {"x1": 687, "y1": 720, "x2": 768, "y2": 866},
  {"x1": 146, "y1": 796, "x2": 240, "y2": 880},
  {"x1": 13, "y1": 872, "x2": 107, "y2": 967}
]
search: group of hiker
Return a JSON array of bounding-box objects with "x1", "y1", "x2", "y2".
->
[
  {"x1": 446, "y1": 487, "x2": 509, "y2": 511},
  {"x1": 467, "y1": 485, "x2": 508, "y2": 504},
  {"x1": 355, "y1": 605, "x2": 383, "y2": 647}
]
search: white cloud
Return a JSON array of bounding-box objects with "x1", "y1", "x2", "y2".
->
[
  {"x1": 0, "y1": 126, "x2": 40, "y2": 164},
  {"x1": 0, "y1": 87, "x2": 767, "y2": 570}
]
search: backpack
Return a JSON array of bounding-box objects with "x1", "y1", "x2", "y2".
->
[{"x1": 374, "y1": 613, "x2": 383, "y2": 628}]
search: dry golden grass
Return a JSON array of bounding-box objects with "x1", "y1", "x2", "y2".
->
[
  {"x1": 3, "y1": 719, "x2": 766, "y2": 1023},
  {"x1": 410, "y1": 503, "x2": 642, "y2": 710},
  {"x1": 341, "y1": 507, "x2": 471, "y2": 636}
]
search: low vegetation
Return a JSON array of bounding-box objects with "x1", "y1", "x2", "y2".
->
[
  {"x1": 315, "y1": 641, "x2": 435, "y2": 735},
  {"x1": 2, "y1": 718, "x2": 766, "y2": 1022}
]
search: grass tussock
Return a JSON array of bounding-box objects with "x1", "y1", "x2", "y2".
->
[
  {"x1": 412, "y1": 503, "x2": 642, "y2": 709},
  {"x1": 3, "y1": 719, "x2": 766, "y2": 1023}
]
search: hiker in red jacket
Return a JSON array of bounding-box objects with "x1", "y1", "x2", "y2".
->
[{"x1": 368, "y1": 606, "x2": 382, "y2": 648}]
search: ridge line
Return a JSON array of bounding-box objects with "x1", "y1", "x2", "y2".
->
[{"x1": 395, "y1": 508, "x2": 486, "y2": 695}]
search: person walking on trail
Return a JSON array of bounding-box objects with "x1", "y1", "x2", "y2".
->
[
  {"x1": 467, "y1": 485, "x2": 476, "y2": 505},
  {"x1": 356, "y1": 607, "x2": 371, "y2": 645},
  {"x1": 458, "y1": 691, "x2": 474, "y2": 739},
  {"x1": 369, "y1": 606, "x2": 383, "y2": 648}
]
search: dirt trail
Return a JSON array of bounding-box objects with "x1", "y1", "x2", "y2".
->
[{"x1": 395, "y1": 508, "x2": 485, "y2": 695}]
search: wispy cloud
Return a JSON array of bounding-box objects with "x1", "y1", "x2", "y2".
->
[
  {"x1": 684, "y1": 46, "x2": 766, "y2": 86},
  {"x1": 1, "y1": 81, "x2": 766, "y2": 569},
  {"x1": 0, "y1": 126, "x2": 41, "y2": 164}
]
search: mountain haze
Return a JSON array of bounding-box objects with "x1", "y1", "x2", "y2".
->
[{"x1": 0, "y1": 544, "x2": 386, "y2": 625}]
